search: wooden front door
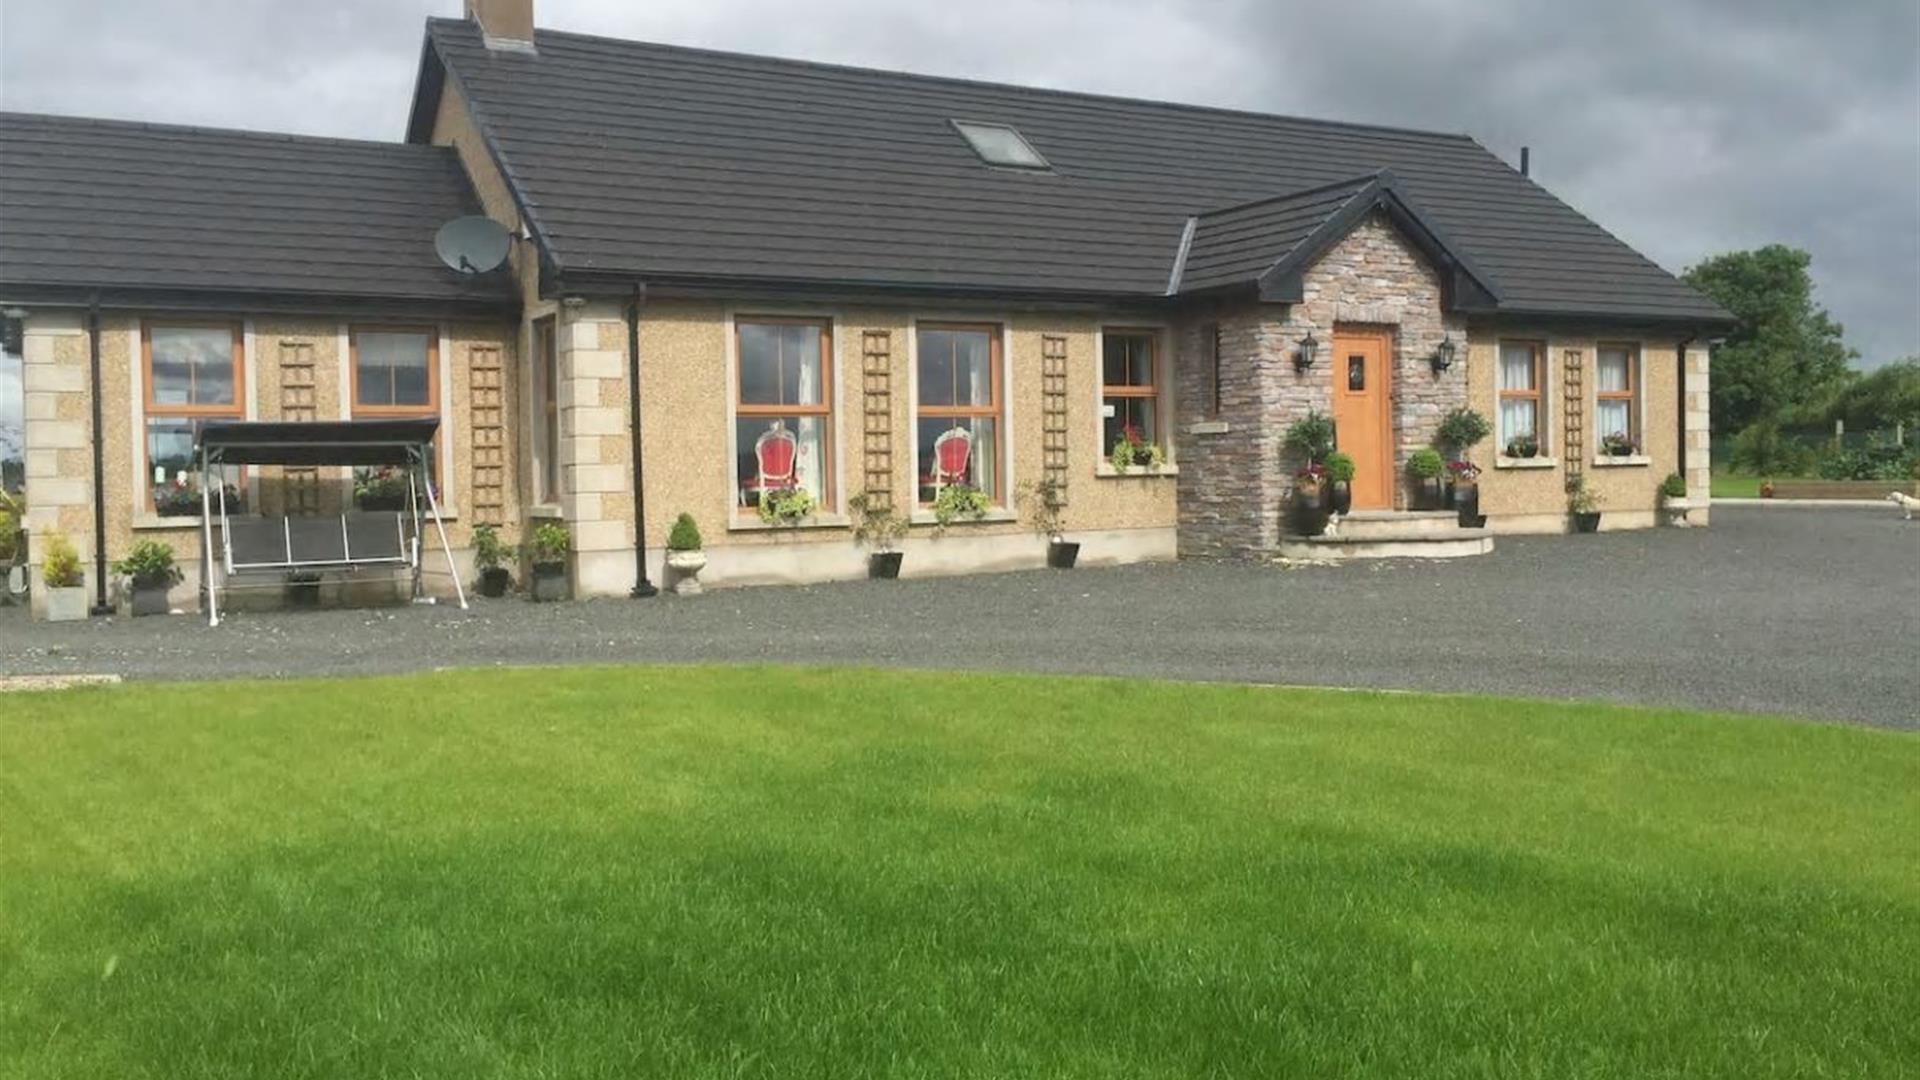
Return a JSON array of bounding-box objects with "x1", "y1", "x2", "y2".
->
[{"x1": 1331, "y1": 327, "x2": 1393, "y2": 510}]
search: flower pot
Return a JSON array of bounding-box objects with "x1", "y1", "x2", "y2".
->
[
  {"x1": 868, "y1": 551, "x2": 904, "y2": 580},
  {"x1": 1292, "y1": 488, "x2": 1330, "y2": 537},
  {"x1": 286, "y1": 580, "x2": 321, "y2": 608},
  {"x1": 666, "y1": 549, "x2": 708, "y2": 596},
  {"x1": 477, "y1": 566, "x2": 512, "y2": 598},
  {"x1": 1410, "y1": 476, "x2": 1444, "y2": 511},
  {"x1": 530, "y1": 561, "x2": 569, "y2": 602},
  {"x1": 1046, "y1": 540, "x2": 1081, "y2": 569},
  {"x1": 1572, "y1": 512, "x2": 1602, "y2": 534},
  {"x1": 130, "y1": 579, "x2": 172, "y2": 617},
  {"x1": 1661, "y1": 502, "x2": 1691, "y2": 528},
  {"x1": 1328, "y1": 480, "x2": 1352, "y2": 516},
  {"x1": 1451, "y1": 484, "x2": 1480, "y2": 526},
  {"x1": 44, "y1": 585, "x2": 87, "y2": 622}
]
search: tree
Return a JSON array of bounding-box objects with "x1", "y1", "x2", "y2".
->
[
  {"x1": 1683, "y1": 245, "x2": 1855, "y2": 435},
  {"x1": 1818, "y1": 359, "x2": 1920, "y2": 434}
]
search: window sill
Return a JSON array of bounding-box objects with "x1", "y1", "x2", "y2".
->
[
  {"x1": 528, "y1": 503, "x2": 563, "y2": 519},
  {"x1": 908, "y1": 508, "x2": 1018, "y2": 527},
  {"x1": 1592, "y1": 455, "x2": 1651, "y2": 468},
  {"x1": 1495, "y1": 456, "x2": 1558, "y2": 470},
  {"x1": 728, "y1": 512, "x2": 851, "y2": 533},
  {"x1": 134, "y1": 514, "x2": 213, "y2": 531},
  {"x1": 1096, "y1": 463, "x2": 1179, "y2": 478}
]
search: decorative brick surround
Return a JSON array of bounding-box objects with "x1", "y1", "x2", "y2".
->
[{"x1": 1175, "y1": 211, "x2": 1468, "y2": 556}]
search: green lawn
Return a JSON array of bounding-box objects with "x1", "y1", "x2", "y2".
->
[
  {"x1": 3, "y1": 668, "x2": 1915, "y2": 1079},
  {"x1": 1711, "y1": 470, "x2": 1765, "y2": 498}
]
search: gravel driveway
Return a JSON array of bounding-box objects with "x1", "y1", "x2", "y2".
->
[{"x1": 4, "y1": 506, "x2": 1915, "y2": 728}]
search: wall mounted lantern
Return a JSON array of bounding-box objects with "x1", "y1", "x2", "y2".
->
[
  {"x1": 1293, "y1": 332, "x2": 1319, "y2": 373},
  {"x1": 1429, "y1": 334, "x2": 1457, "y2": 375}
]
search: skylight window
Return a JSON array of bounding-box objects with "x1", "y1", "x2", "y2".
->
[{"x1": 951, "y1": 120, "x2": 1050, "y2": 170}]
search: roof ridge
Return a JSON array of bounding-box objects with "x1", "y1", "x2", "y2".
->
[
  {"x1": 1196, "y1": 171, "x2": 1388, "y2": 218},
  {"x1": 0, "y1": 110, "x2": 448, "y2": 155},
  {"x1": 425, "y1": 17, "x2": 1480, "y2": 146}
]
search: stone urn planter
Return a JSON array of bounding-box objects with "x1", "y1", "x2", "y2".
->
[
  {"x1": 666, "y1": 549, "x2": 708, "y2": 595},
  {"x1": 44, "y1": 584, "x2": 88, "y2": 622},
  {"x1": 1661, "y1": 499, "x2": 1692, "y2": 528},
  {"x1": 129, "y1": 576, "x2": 173, "y2": 617}
]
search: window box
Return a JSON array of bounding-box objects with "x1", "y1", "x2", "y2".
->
[{"x1": 1095, "y1": 462, "x2": 1178, "y2": 478}]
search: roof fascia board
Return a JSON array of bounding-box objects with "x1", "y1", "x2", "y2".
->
[
  {"x1": 551, "y1": 270, "x2": 1177, "y2": 313},
  {"x1": 0, "y1": 282, "x2": 519, "y2": 322}
]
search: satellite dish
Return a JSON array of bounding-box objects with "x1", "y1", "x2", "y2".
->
[{"x1": 434, "y1": 216, "x2": 512, "y2": 275}]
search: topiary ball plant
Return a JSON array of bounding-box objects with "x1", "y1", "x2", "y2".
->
[
  {"x1": 1660, "y1": 472, "x2": 1688, "y2": 501},
  {"x1": 1437, "y1": 408, "x2": 1493, "y2": 455},
  {"x1": 1407, "y1": 448, "x2": 1445, "y2": 479},
  {"x1": 667, "y1": 513, "x2": 703, "y2": 552},
  {"x1": 1324, "y1": 451, "x2": 1357, "y2": 484},
  {"x1": 1282, "y1": 410, "x2": 1337, "y2": 464}
]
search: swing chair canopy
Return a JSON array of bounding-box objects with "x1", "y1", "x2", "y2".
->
[{"x1": 194, "y1": 418, "x2": 441, "y2": 467}]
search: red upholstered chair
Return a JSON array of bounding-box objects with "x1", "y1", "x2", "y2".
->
[
  {"x1": 742, "y1": 424, "x2": 799, "y2": 506},
  {"x1": 929, "y1": 426, "x2": 973, "y2": 493}
]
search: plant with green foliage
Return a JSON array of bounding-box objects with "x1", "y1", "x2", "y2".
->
[
  {"x1": 523, "y1": 522, "x2": 571, "y2": 566},
  {"x1": 1816, "y1": 440, "x2": 1916, "y2": 482},
  {"x1": 1817, "y1": 359, "x2": 1920, "y2": 433},
  {"x1": 1729, "y1": 422, "x2": 1817, "y2": 476},
  {"x1": 1683, "y1": 245, "x2": 1856, "y2": 435},
  {"x1": 1436, "y1": 408, "x2": 1493, "y2": 455},
  {"x1": 1108, "y1": 424, "x2": 1166, "y2": 472},
  {"x1": 847, "y1": 493, "x2": 908, "y2": 552},
  {"x1": 1504, "y1": 433, "x2": 1540, "y2": 459},
  {"x1": 112, "y1": 540, "x2": 181, "y2": 587},
  {"x1": 40, "y1": 532, "x2": 83, "y2": 588},
  {"x1": 1660, "y1": 473, "x2": 1689, "y2": 501},
  {"x1": 0, "y1": 490, "x2": 22, "y2": 562},
  {"x1": 1406, "y1": 448, "x2": 1444, "y2": 479},
  {"x1": 667, "y1": 513, "x2": 704, "y2": 552},
  {"x1": 472, "y1": 524, "x2": 512, "y2": 570},
  {"x1": 1016, "y1": 477, "x2": 1069, "y2": 541},
  {"x1": 756, "y1": 486, "x2": 816, "y2": 526},
  {"x1": 1566, "y1": 474, "x2": 1599, "y2": 515},
  {"x1": 1323, "y1": 451, "x2": 1356, "y2": 484},
  {"x1": 1282, "y1": 410, "x2": 1336, "y2": 464},
  {"x1": 931, "y1": 483, "x2": 989, "y2": 530}
]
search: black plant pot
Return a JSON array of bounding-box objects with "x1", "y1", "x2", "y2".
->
[
  {"x1": 478, "y1": 567, "x2": 511, "y2": 598},
  {"x1": 286, "y1": 581, "x2": 322, "y2": 608},
  {"x1": 1292, "y1": 488, "x2": 1331, "y2": 537},
  {"x1": 1451, "y1": 484, "x2": 1481, "y2": 526},
  {"x1": 130, "y1": 579, "x2": 172, "y2": 617},
  {"x1": 868, "y1": 552, "x2": 904, "y2": 580},
  {"x1": 1572, "y1": 512, "x2": 1602, "y2": 534},
  {"x1": 1411, "y1": 476, "x2": 1445, "y2": 511},
  {"x1": 1328, "y1": 480, "x2": 1352, "y2": 516},
  {"x1": 530, "y1": 562, "x2": 569, "y2": 602},
  {"x1": 1047, "y1": 540, "x2": 1081, "y2": 569}
]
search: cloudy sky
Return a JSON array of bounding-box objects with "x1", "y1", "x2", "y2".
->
[{"x1": 2, "y1": 0, "x2": 1915, "y2": 367}]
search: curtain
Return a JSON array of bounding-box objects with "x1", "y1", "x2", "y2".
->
[
  {"x1": 1595, "y1": 401, "x2": 1630, "y2": 441},
  {"x1": 795, "y1": 352, "x2": 824, "y2": 501},
  {"x1": 1500, "y1": 400, "x2": 1537, "y2": 442},
  {"x1": 1595, "y1": 351, "x2": 1630, "y2": 392}
]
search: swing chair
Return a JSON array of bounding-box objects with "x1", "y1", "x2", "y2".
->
[{"x1": 192, "y1": 418, "x2": 466, "y2": 627}]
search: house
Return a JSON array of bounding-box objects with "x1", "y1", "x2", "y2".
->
[{"x1": 0, "y1": 0, "x2": 1730, "y2": 616}]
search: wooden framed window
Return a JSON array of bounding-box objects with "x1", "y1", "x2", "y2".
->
[
  {"x1": 1101, "y1": 328, "x2": 1160, "y2": 451},
  {"x1": 351, "y1": 326, "x2": 438, "y2": 417},
  {"x1": 350, "y1": 325, "x2": 440, "y2": 506},
  {"x1": 915, "y1": 323, "x2": 1004, "y2": 504},
  {"x1": 531, "y1": 316, "x2": 559, "y2": 504},
  {"x1": 735, "y1": 317, "x2": 834, "y2": 513},
  {"x1": 1497, "y1": 340, "x2": 1545, "y2": 454},
  {"x1": 1595, "y1": 343, "x2": 1639, "y2": 452},
  {"x1": 142, "y1": 320, "x2": 244, "y2": 515}
]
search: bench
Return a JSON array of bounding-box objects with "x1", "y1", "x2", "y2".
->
[{"x1": 1769, "y1": 479, "x2": 1919, "y2": 500}]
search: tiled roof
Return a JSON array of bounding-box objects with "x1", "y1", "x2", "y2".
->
[
  {"x1": 419, "y1": 18, "x2": 1730, "y2": 324},
  {"x1": 0, "y1": 112, "x2": 515, "y2": 311}
]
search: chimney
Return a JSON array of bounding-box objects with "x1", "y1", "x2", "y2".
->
[
  {"x1": 466, "y1": 0, "x2": 535, "y2": 52},
  {"x1": 1519, "y1": 146, "x2": 1530, "y2": 177}
]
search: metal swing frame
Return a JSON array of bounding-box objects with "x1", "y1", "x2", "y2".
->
[{"x1": 193, "y1": 419, "x2": 467, "y2": 627}]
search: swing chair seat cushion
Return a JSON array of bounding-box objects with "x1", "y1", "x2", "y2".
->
[{"x1": 226, "y1": 514, "x2": 410, "y2": 571}]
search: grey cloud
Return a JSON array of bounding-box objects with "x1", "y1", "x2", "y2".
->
[{"x1": 2, "y1": 0, "x2": 1914, "y2": 365}]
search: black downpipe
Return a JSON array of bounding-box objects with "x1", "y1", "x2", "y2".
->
[
  {"x1": 626, "y1": 283, "x2": 657, "y2": 598},
  {"x1": 86, "y1": 297, "x2": 113, "y2": 615}
]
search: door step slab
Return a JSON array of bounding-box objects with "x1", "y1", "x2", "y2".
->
[{"x1": 1277, "y1": 528, "x2": 1494, "y2": 561}]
